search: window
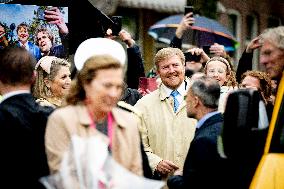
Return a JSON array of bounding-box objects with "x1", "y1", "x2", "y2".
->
[
  {"x1": 245, "y1": 14, "x2": 259, "y2": 70},
  {"x1": 267, "y1": 16, "x2": 282, "y2": 28},
  {"x1": 227, "y1": 9, "x2": 241, "y2": 63},
  {"x1": 228, "y1": 14, "x2": 238, "y2": 37},
  {"x1": 246, "y1": 14, "x2": 258, "y2": 41}
]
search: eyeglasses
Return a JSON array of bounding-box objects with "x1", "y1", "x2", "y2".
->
[{"x1": 207, "y1": 68, "x2": 226, "y2": 74}]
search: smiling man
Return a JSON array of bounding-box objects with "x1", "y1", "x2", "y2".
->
[
  {"x1": 16, "y1": 22, "x2": 41, "y2": 61},
  {"x1": 135, "y1": 47, "x2": 197, "y2": 183},
  {"x1": 34, "y1": 7, "x2": 69, "y2": 58}
]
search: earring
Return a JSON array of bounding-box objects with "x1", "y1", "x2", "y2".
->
[{"x1": 45, "y1": 85, "x2": 52, "y2": 97}]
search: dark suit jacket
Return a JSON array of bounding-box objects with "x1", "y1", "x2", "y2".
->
[
  {"x1": 0, "y1": 93, "x2": 54, "y2": 189},
  {"x1": 126, "y1": 44, "x2": 145, "y2": 89},
  {"x1": 168, "y1": 112, "x2": 228, "y2": 189},
  {"x1": 49, "y1": 33, "x2": 69, "y2": 59}
]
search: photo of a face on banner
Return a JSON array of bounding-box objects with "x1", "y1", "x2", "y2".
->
[{"x1": 0, "y1": 4, "x2": 68, "y2": 60}]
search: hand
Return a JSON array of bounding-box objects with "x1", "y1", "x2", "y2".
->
[
  {"x1": 175, "y1": 13, "x2": 195, "y2": 39},
  {"x1": 44, "y1": 7, "x2": 68, "y2": 35},
  {"x1": 138, "y1": 88, "x2": 151, "y2": 96},
  {"x1": 105, "y1": 28, "x2": 116, "y2": 40},
  {"x1": 210, "y1": 43, "x2": 227, "y2": 57},
  {"x1": 173, "y1": 169, "x2": 183, "y2": 176},
  {"x1": 187, "y1": 48, "x2": 210, "y2": 63},
  {"x1": 246, "y1": 36, "x2": 261, "y2": 53},
  {"x1": 119, "y1": 29, "x2": 135, "y2": 48},
  {"x1": 156, "y1": 160, "x2": 179, "y2": 175},
  {"x1": 0, "y1": 25, "x2": 5, "y2": 36}
]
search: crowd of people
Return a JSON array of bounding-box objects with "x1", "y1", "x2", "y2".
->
[{"x1": 0, "y1": 7, "x2": 283, "y2": 189}]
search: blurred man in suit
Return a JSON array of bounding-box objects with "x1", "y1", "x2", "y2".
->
[
  {"x1": 167, "y1": 76, "x2": 227, "y2": 189},
  {"x1": 0, "y1": 47, "x2": 53, "y2": 188}
]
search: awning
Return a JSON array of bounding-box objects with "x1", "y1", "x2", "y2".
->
[{"x1": 120, "y1": 0, "x2": 186, "y2": 13}]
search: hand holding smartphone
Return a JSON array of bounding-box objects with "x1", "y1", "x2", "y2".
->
[{"x1": 203, "y1": 45, "x2": 211, "y2": 55}]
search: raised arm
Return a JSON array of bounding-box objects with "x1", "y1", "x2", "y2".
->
[
  {"x1": 236, "y1": 37, "x2": 261, "y2": 83},
  {"x1": 119, "y1": 30, "x2": 145, "y2": 89},
  {"x1": 170, "y1": 13, "x2": 194, "y2": 49}
]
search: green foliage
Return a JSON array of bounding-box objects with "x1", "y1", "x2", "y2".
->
[{"x1": 0, "y1": 22, "x2": 16, "y2": 45}]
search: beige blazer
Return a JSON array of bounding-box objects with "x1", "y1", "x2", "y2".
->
[
  {"x1": 135, "y1": 81, "x2": 197, "y2": 173},
  {"x1": 45, "y1": 104, "x2": 143, "y2": 176}
]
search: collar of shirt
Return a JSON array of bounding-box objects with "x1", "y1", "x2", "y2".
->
[
  {"x1": 21, "y1": 41, "x2": 29, "y2": 50},
  {"x1": 161, "y1": 81, "x2": 187, "y2": 104},
  {"x1": 0, "y1": 90, "x2": 30, "y2": 104},
  {"x1": 196, "y1": 111, "x2": 220, "y2": 129}
]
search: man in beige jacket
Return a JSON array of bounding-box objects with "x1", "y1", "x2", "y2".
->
[{"x1": 135, "y1": 47, "x2": 197, "y2": 180}]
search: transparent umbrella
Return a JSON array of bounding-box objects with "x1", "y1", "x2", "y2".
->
[
  {"x1": 40, "y1": 135, "x2": 165, "y2": 189},
  {"x1": 148, "y1": 14, "x2": 239, "y2": 51}
]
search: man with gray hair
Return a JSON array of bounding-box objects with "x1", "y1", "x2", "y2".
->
[
  {"x1": 259, "y1": 26, "x2": 284, "y2": 85},
  {"x1": 167, "y1": 77, "x2": 227, "y2": 189}
]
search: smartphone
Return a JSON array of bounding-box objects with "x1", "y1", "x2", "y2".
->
[
  {"x1": 184, "y1": 5, "x2": 194, "y2": 16},
  {"x1": 184, "y1": 52, "x2": 201, "y2": 62},
  {"x1": 37, "y1": 7, "x2": 53, "y2": 21},
  {"x1": 203, "y1": 45, "x2": 211, "y2": 55},
  {"x1": 139, "y1": 77, "x2": 157, "y2": 92},
  {"x1": 111, "y1": 16, "x2": 122, "y2": 36},
  {"x1": 37, "y1": 8, "x2": 46, "y2": 20}
]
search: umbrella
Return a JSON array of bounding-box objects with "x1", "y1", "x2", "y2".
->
[{"x1": 148, "y1": 14, "x2": 239, "y2": 51}]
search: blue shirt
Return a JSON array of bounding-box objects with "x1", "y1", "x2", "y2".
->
[
  {"x1": 196, "y1": 111, "x2": 220, "y2": 129},
  {"x1": 161, "y1": 80, "x2": 187, "y2": 106}
]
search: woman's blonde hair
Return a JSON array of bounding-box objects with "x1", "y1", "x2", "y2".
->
[
  {"x1": 32, "y1": 56, "x2": 70, "y2": 99},
  {"x1": 204, "y1": 56, "x2": 238, "y2": 87},
  {"x1": 65, "y1": 55, "x2": 122, "y2": 105}
]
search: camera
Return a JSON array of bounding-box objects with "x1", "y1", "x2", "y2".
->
[
  {"x1": 184, "y1": 52, "x2": 201, "y2": 62},
  {"x1": 202, "y1": 45, "x2": 211, "y2": 55},
  {"x1": 111, "y1": 16, "x2": 122, "y2": 36},
  {"x1": 37, "y1": 8, "x2": 45, "y2": 20},
  {"x1": 37, "y1": 6, "x2": 53, "y2": 21}
]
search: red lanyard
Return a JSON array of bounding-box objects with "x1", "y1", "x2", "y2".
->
[{"x1": 87, "y1": 110, "x2": 114, "y2": 149}]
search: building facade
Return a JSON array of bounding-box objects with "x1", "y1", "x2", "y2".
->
[{"x1": 114, "y1": 0, "x2": 283, "y2": 73}]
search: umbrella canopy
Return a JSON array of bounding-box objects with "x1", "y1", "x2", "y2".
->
[{"x1": 148, "y1": 14, "x2": 239, "y2": 51}]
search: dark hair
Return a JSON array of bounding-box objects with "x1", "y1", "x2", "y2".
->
[
  {"x1": 190, "y1": 77, "x2": 221, "y2": 109},
  {"x1": 16, "y1": 22, "x2": 28, "y2": 33},
  {"x1": 0, "y1": 47, "x2": 36, "y2": 86}
]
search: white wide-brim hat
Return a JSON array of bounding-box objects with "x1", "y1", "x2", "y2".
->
[{"x1": 74, "y1": 38, "x2": 126, "y2": 71}]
